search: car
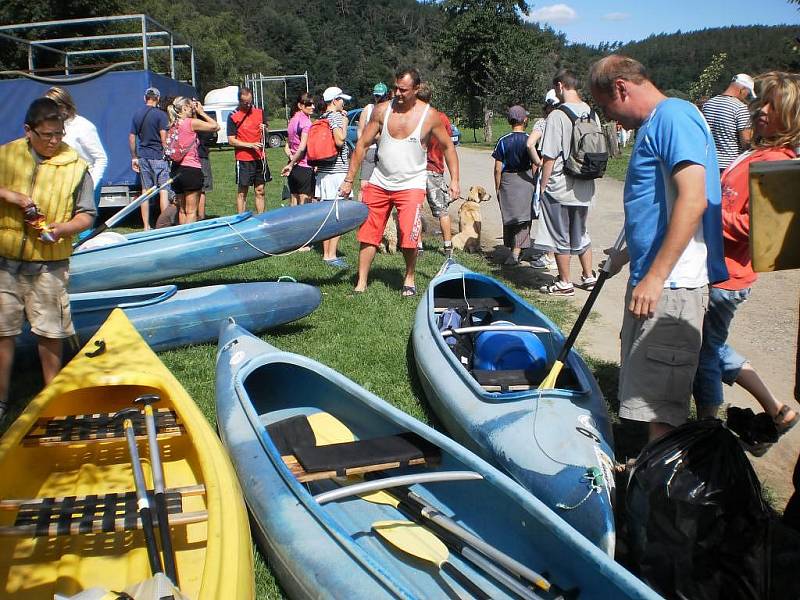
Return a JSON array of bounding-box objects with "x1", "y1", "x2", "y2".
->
[{"x1": 345, "y1": 107, "x2": 461, "y2": 148}]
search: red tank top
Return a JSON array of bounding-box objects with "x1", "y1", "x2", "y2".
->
[{"x1": 231, "y1": 107, "x2": 265, "y2": 162}]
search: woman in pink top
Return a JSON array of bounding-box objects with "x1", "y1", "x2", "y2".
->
[
  {"x1": 694, "y1": 72, "x2": 800, "y2": 454},
  {"x1": 167, "y1": 97, "x2": 219, "y2": 224},
  {"x1": 281, "y1": 92, "x2": 316, "y2": 206}
]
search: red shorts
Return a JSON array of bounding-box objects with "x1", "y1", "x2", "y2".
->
[{"x1": 358, "y1": 186, "x2": 424, "y2": 249}]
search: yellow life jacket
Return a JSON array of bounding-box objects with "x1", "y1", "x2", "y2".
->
[{"x1": 0, "y1": 137, "x2": 87, "y2": 262}]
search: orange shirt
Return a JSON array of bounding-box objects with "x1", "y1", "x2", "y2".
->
[{"x1": 427, "y1": 112, "x2": 452, "y2": 174}]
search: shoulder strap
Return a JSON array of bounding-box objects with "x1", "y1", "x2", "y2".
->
[
  {"x1": 557, "y1": 105, "x2": 578, "y2": 124},
  {"x1": 414, "y1": 104, "x2": 431, "y2": 138},
  {"x1": 136, "y1": 107, "x2": 156, "y2": 137}
]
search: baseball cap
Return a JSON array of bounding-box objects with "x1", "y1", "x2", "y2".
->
[
  {"x1": 508, "y1": 105, "x2": 529, "y2": 121},
  {"x1": 373, "y1": 82, "x2": 389, "y2": 96},
  {"x1": 322, "y1": 86, "x2": 352, "y2": 103},
  {"x1": 144, "y1": 86, "x2": 161, "y2": 99},
  {"x1": 544, "y1": 89, "x2": 560, "y2": 106},
  {"x1": 732, "y1": 74, "x2": 756, "y2": 99}
]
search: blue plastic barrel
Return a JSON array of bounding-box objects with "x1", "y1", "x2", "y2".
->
[{"x1": 473, "y1": 321, "x2": 548, "y2": 372}]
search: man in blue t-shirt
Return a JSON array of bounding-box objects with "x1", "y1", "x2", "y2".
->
[
  {"x1": 129, "y1": 87, "x2": 170, "y2": 230},
  {"x1": 590, "y1": 55, "x2": 727, "y2": 442}
]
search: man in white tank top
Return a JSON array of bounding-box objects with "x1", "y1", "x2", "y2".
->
[{"x1": 340, "y1": 68, "x2": 460, "y2": 296}]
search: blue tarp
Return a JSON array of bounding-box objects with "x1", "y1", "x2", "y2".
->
[{"x1": 0, "y1": 70, "x2": 197, "y2": 188}]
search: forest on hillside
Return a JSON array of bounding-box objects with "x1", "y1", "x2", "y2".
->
[{"x1": 1, "y1": 0, "x2": 798, "y2": 136}]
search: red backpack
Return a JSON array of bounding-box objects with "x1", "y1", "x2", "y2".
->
[{"x1": 305, "y1": 115, "x2": 338, "y2": 167}]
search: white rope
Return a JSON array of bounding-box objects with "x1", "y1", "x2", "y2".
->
[{"x1": 224, "y1": 197, "x2": 341, "y2": 258}]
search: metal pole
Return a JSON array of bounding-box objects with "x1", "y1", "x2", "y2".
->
[
  {"x1": 169, "y1": 35, "x2": 175, "y2": 80},
  {"x1": 64, "y1": 53, "x2": 70, "y2": 76},
  {"x1": 190, "y1": 47, "x2": 196, "y2": 89},
  {"x1": 27, "y1": 45, "x2": 34, "y2": 73},
  {"x1": 305, "y1": 71, "x2": 309, "y2": 93},
  {"x1": 284, "y1": 78, "x2": 289, "y2": 122},
  {"x1": 141, "y1": 15, "x2": 148, "y2": 71}
]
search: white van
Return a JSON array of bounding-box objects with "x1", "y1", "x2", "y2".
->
[{"x1": 203, "y1": 86, "x2": 287, "y2": 147}]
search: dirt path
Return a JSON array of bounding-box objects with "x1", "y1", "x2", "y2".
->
[{"x1": 450, "y1": 145, "x2": 800, "y2": 506}]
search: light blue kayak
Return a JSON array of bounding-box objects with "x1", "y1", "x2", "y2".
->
[
  {"x1": 215, "y1": 319, "x2": 660, "y2": 600},
  {"x1": 412, "y1": 260, "x2": 617, "y2": 555},
  {"x1": 70, "y1": 200, "x2": 368, "y2": 292},
  {"x1": 16, "y1": 281, "x2": 320, "y2": 356}
]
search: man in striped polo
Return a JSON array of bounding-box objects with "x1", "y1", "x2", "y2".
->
[{"x1": 701, "y1": 74, "x2": 755, "y2": 172}]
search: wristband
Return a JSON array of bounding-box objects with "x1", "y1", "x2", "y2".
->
[{"x1": 343, "y1": 178, "x2": 353, "y2": 183}]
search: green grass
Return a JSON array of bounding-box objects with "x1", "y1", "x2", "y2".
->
[
  {"x1": 9, "y1": 146, "x2": 626, "y2": 598},
  {"x1": 605, "y1": 144, "x2": 632, "y2": 182}
]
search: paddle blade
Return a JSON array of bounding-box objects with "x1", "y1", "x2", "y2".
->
[
  {"x1": 537, "y1": 360, "x2": 564, "y2": 390},
  {"x1": 307, "y1": 412, "x2": 355, "y2": 445},
  {"x1": 373, "y1": 520, "x2": 448, "y2": 566},
  {"x1": 359, "y1": 489, "x2": 400, "y2": 507}
]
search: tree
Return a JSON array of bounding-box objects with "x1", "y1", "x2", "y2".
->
[{"x1": 688, "y1": 52, "x2": 727, "y2": 102}]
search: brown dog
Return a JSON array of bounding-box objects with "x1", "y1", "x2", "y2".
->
[
  {"x1": 451, "y1": 185, "x2": 491, "y2": 252},
  {"x1": 378, "y1": 209, "x2": 400, "y2": 254}
]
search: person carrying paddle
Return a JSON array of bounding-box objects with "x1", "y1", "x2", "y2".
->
[
  {"x1": 340, "y1": 67, "x2": 460, "y2": 296},
  {"x1": 0, "y1": 98, "x2": 96, "y2": 419},
  {"x1": 589, "y1": 55, "x2": 727, "y2": 442}
]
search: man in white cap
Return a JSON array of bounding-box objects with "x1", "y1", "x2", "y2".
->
[
  {"x1": 316, "y1": 85, "x2": 352, "y2": 268},
  {"x1": 701, "y1": 74, "x2": 755, "y2": 171}
]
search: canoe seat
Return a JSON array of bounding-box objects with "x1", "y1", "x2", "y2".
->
[
  {"x1": 0, "y1": 484, "x2": 207, "y2": 537},
  {"x1": 473, "y1": 366, "x2": 582, "y2": 392},
  {"x1": 23, "y1": 408, "x2": 185, "y2": 446},
  {"x1": 434, "y1": 296, "x2": 514, "y2": 313},
  {"x1": 267, "y1": 416, "x2": 441, "y2": 483}
]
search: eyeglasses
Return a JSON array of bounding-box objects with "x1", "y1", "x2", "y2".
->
[
  {"x1": 31, "y1": 129, "x2": 65, "y2": 141},
  {"x1": 302, "y1": 102, "x2": 315, "y2": 107}
]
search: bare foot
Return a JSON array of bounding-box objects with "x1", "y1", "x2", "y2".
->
[{"x1": 775, "y1": 404, "x2": 799, "y2": 432}]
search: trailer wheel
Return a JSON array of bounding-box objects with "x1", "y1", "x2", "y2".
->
[{"x1": 267, "y1": 133, "x2": 285, "y2": 148}]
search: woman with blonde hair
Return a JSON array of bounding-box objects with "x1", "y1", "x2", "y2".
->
[
  {"x1": 45, "y1": 86, "x2": 107, "y2": 233},
  {"x1": 167, "y1": 96, "x2": 219, "y2": 224},
  {"x1": 694, "y1": 71, "x2": 800, "y2": 453}
]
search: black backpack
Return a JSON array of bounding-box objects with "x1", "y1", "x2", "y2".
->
[{"x1": 558, "y1": 105, "x2": 609, "y2": 180}]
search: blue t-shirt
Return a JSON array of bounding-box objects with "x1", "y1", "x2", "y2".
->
[
  {"x1": 624, "y1": 98, "x2": 727, "y2": 288},
  {"x1": 130, "y1": 106, "x2": 169, "y2": 160},
  {"x1": 492, "y1": 131, "x2": 532, "y2": 173}
]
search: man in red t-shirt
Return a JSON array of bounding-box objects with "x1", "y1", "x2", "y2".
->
[
  {"x1": 227, "y1": 87, "x2": 271, "y2": 214},
  {"x1": 416, "y1": 84, "x2": 454, "y2": 256}
]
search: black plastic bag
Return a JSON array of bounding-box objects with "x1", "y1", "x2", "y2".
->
[{"x1": 626, "y1": 419, "x2": 770, "y2": 600}]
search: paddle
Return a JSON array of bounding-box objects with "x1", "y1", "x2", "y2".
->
[
  {"x1": 113, "y1": 408, "x2": 164, "y2": 577},
  {"x1": 305, "y1": 412, "x2": 551, "y2": 595},
  {"x1": 373, "y1": 520, "x2": 492, "y2": 600},
  {"x1": 73, "y1": 177, "x2": 176, "y2": 250},
  {"x1": 135, "y1": 393, "x2": 179, "y2": 586},
  {"x1": 538, "y1": 228, "x2": 626, "y2": 390}
]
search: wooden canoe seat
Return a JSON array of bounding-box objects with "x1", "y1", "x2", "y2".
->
[
  {"x1": 0, "y1": 484, "x2": 206, "y2": 537},
  {"x1": 473, "y1": 367, "x2": 582, "y2": 392},
  {"x1": 267, "y1": 416, "x2": 441, "y2": 483},
  {"x1": 23, "y1": 408, "x2": 184, "y2": 446},
  {"x1": 433, "y1": 297, "x2": 515, "y2": 313}
]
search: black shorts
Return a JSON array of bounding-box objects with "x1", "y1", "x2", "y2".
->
[
  {"x1": 200, "y1": 157, "x2": 213, "y2": 192},
  {"x1": 236, "y1": 159, "x2": 271, "y2": 187},
  {"x1": 170, "y1": 165, "x2": 204, "y2": 194},
  {"x1": 288, "y1": 165, "x2": 315, "y2": 196}
]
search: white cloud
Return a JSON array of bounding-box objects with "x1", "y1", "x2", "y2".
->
[
  {"x1": 603, "y1": 12, "x2": 631, "y2": 21},
  {"x1": 527, "y1": 4, "x2": 578, "y2": 25}
]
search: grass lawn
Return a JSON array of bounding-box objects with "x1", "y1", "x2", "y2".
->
[{"x1": 9, "y1": 147, "x2": 633, "y2": 598}]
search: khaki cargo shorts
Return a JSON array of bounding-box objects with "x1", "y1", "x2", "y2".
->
[
  {"x1": 0, "y1": 264, "x2": 74, "y2": 338},
  {"x1": 618, "y1": 284, "x2": 707, "y2": 428},
  {"x1": 425, "y1": 171, "x2": 450, "y2": 218}
]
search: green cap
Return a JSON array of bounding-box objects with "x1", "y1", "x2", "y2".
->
[{"x1": 372, "y1": 82, "x2": 389, "y2": 96}]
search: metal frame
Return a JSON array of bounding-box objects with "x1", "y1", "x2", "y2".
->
[
  {"x1": 0, "y1": 14, "x2": 195, "y2": 86},
  {"x1": 244, "y1": 72, "x2": 309, "y2": 121}
]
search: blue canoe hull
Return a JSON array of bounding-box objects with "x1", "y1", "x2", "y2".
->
[
  {"x1": 215, "y1": 320, "x2": 660, "y2": 600},
  {"x1": 16, "y1": 282, "x2": 320, "y2": 356},
  {"x1": 412, "y1": 261, "x2": 617, "y2": 554},
  {"x1": 70, "y1": 200, "x2": 368, "y2": 292}
]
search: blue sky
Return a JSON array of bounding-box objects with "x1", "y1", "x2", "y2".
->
[{"x1": 523, "y1": 1, "x2": 799, "y2": 45}]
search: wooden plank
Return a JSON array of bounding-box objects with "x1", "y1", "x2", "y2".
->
[
  {"x1": 281, "y1": 454, "x2": 429, "y2": 483},
  {"x1": 0, "y1": 484, "x2": 206, "y2": 511},
  {"x1": 0, "y1": 510, "x2": 208, "y2": 537},
  {"x1": 22, "y1": 426, "x2": 184, "y2": 447}
]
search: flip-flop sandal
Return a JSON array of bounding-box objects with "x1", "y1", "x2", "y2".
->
[
  {"x1": 775, "y1": 405, "x2": 800, "y2": 438},
  {"x1": 401, "y1": 285, "x2": 417, "y2": 297}
]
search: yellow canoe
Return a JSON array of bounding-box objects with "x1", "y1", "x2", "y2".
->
[{"x1": 0, "y1": 309, "x2": 253, "y2": 599}]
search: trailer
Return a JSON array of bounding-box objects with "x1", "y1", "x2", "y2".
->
[{"x1": 0, "y1": 15, "x2": 198, "y2": 208}]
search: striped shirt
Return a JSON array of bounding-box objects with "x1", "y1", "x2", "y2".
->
[
  {"x1": 701, "y1": 95, "x2": 751, "y2": 169},
  {"x1": 317, "y1": 111, "x2": 349, "y2": 175}
]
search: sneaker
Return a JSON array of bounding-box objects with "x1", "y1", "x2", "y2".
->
[
  {"x1": 539, "y1": 280, "x2": 575, "y2": 296},
  {"x1": 324, "y1": 257, "x2": 349, "y2": 269},
  {"x1": 580, "y1": 271, "x2": 598, "y2": 290},
  {"x1": 531, "y1": 254, "x2": 557, "y2": 271},
  {"x1": 504, "y1": 254, "x2": 520, "y2": 266},
  {"x1": 442, "y1": 242, "x2": 453, "y2": 258}
]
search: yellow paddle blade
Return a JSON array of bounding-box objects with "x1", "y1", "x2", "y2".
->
[
  {"x1": 359, "y1": 489, "x2": 400, "y2": 507},
  {"x1": 537, "y1": 360, "x2": 564, "y2": 390},
  {"x1": 307, "y1": 412, "x2": 355, "y2": 445},
  {"x1": 373, "y1": 520, "x2": 448, "y2": 567}
]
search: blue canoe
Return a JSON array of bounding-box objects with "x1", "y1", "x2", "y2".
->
[
  {"x1": 70, "y1": 200, "x2": 368, "y2": 292},
  {"x1": 215, "y1": 320, "x2": 659, "y2": 599},
  {"x1": 412, "y1": 260, "x2": 617, "y2": 555},
  {"x1": 16, "y1": 281, "x2": 320, "y2": 356}
]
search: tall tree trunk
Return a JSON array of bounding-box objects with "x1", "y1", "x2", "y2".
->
[{"x1": 482, "y1": 106, "x2": 494, "y2": 144}]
